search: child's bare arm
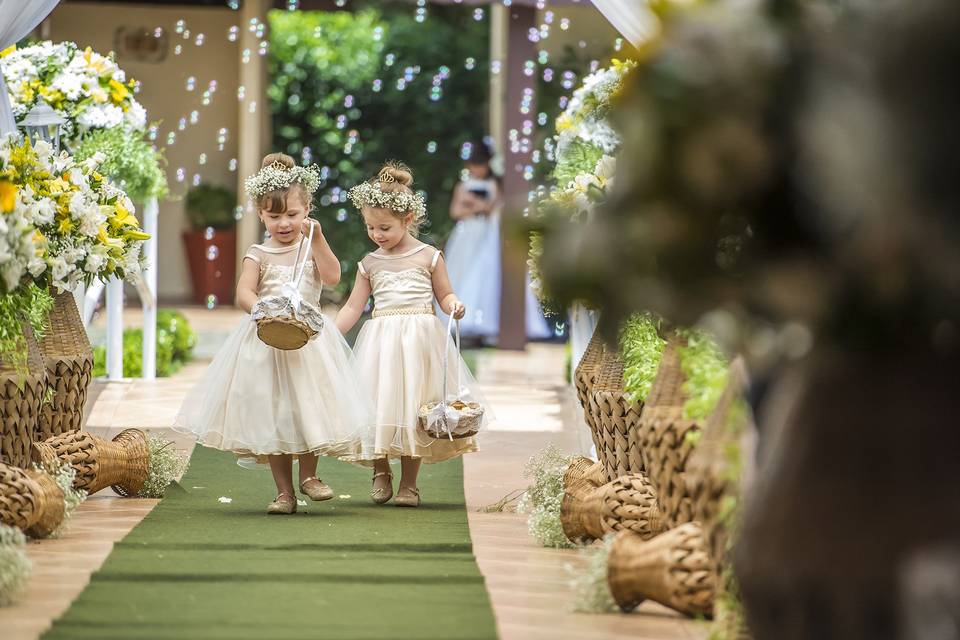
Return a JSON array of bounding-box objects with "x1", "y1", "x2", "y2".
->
[
  {"x1": 335, "y1": 270, "x2": 372, "y2": 335},
  {"x1": 305, "y1": 219, "x2": 341, "y2": 286},
  {"x1": 236, "y1": 257, "x2": 261, "y2": 314},
  {"x1": 431, "y1": 254, "x2": 465, "y2": 319}
]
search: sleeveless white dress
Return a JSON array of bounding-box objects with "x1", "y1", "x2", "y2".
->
[
  {"x1": 174, "y1": 242, "x2": 371, "y2": 464},
  {"x1": 351, "y1": 244, "x2": 489, "y2": 465},
  {"x1": 441, "y1": 177, "x2": 554, "y2": 340}
]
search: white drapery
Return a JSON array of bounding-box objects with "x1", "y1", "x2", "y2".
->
[
  {"x1": 0, "y1": 0, "x2": 61, "y2": 135},
  {"x1": 589, "y1": 1, "x2": 657, "y2": 49}
]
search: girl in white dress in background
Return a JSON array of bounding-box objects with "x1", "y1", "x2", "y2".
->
[
  {"x1": 441, "y1": 140, "x2": 553, "y2": 342},
  {"x1": 337, "y1": 162, "x2": 489, "y2": 508},
  {"x1": 175, "y1": 153, "x2": 370, "y2": 515}
]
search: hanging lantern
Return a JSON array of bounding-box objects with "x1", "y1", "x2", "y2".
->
[{"x1": 19, "y1": 104, "x2": 66, "y2": 153}]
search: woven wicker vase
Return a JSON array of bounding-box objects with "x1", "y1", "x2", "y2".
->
[
  {"x1": 636, "y1": 339, "x2": 703, "y2": 528},
  {"x1": 607, "y1": 524, "x2": 716, "y2": 617},
  {"x1": 32, "y1": 428, "x2": 149, "y2": 496},
  {"x1": 687, "y1": 358, "x2": 750, "y2": 569},
  {"x1": 592, "y1": 345, "x2": 645, "y2": 482},
  {"x1": 36, "y1": 290, "x2": 94, "y2": 442},
  {"x1": 561, "y1": 473, "x2": 666, "y2": 543},
  {"x1": 0, "y1": 462, "x2": 64, "y2": 535},
  {"x1": 573, "y1": 330, "x2": 606, "y2": 459},
  {"x1": 24, "y1": 468, "x2": 65, "y2": 538},
  {"x1": 0, "y1": 323, "x2": 46, "y2": 469}
]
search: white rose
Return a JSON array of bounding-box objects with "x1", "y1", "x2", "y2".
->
[{"x1": 28, "y1": 256, "x2": 46, "y2": 278}]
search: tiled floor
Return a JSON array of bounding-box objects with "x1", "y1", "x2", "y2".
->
[{"x1": 1, "y1": 308, "x2": 705, "y2": 639}]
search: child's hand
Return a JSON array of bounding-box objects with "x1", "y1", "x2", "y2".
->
[
  {"x1": 451, "y1": 301, "x2": 466, "y2": 320},
  {"x1": 301, "y1": 217, "x2": 320, "y2": 238}
]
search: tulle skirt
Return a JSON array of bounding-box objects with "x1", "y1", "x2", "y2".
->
[
  {"x1": 174, "y1": 314, "x2": 372, "y2": 464},
  {"x1": 350, "y1": 313, "x2": 490, "y2": 465}
]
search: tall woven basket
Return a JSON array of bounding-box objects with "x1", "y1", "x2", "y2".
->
[
  {"x1": 636, "y1": 338, "x2": 703, "y2": 528},
  {"x1": 592, "y1": 345, "x2": 644, "y2": 482},
  {"x1": 32, "y1": 428, "x2": 150, "y2": 496},
  {"x1": 0, "y1": 323, "x2": 46, "y2": 469},
  {"x1": 36, "y1": 290, "x2": 94, "y2": 441},
  {"x1": 573, "y1": 329, "x2": 606, "y2": 456}
]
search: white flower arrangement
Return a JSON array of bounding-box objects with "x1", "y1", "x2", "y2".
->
[
  {"x1": 0, "y1": 134, "x2": 147, "y2": 294},
  {"x1": 243, "y1": 162, "x2": 321, "y2": 202},
  {"x1": 0, "y1": 42, "x2": 146, "y2": 147},
  {"x1": 0, "y1": 524, "x2": 31, "y2": 606},
  {"x1": 347, "y1": 180, "x2": 427, "y2": 220},
  {"x1": 46, "y1": 460, "x2": 88, "y2": 539},
  {"x1": 568, "y1": 533, "x2": 619, "y2": 613},
  {"x1": 517, "y1": 445, "x2": 578, "y2": 549},
  {"x1": 529, "y1": 60, "x2": 636, "y2": 310},
  {"x1": 138, "y1": 435, "x2": 190, "y2": 498}
]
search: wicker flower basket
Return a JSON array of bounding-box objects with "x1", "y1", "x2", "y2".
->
[
  {"x1": 23, "y1": 469, "x2": 65, "y2": 538},
  {"x1": 0, "y1": 323, "x2": 46, "y2": 469},
  {"x1": 561, "y1": 472, "x2": 666, "y2": 543},
  {"x1": 636, "y1": 338, "x2": 703, "y2": 528},
  {"x1": 36, "y1": 290, "x2": 94, "y2": 442},
  {"x1": 32, "y1": 428, "x2": 150, "y2": 496},
  {"x1": 592, "y1": 345, "x2": 645, "y2": 482},
  {"x1": 0, "y1": 462, "x2": 64, "y2": 535},
  {"x1": 606, "y1": 524, "x2": 716, "y2": 617}
]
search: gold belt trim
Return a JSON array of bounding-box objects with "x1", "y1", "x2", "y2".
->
[{"x1": 371, "y1": 305, "x2": 435, "y2": 318}]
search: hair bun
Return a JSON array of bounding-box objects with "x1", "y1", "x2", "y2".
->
[
  {"x1": 379, "y1": 161, "x2": 413, "y2": 187},
  {"x1": 261, "y1": 152, "x2": 295, "y2": 170}
]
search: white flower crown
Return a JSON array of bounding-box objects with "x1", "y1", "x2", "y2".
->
[
  {"x1": 244, "y1": 162, "x2": 321, "y2": 201},
  {"x1": 347, "y1": 178, "x2": 426, "y2": 219}
]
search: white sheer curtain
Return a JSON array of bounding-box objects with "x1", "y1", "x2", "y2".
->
[
  {"x1": 0, "y1": 0, "x2": 61, "y2": 135},
  {"x1": 589, "y1": 1, "x2": 657, "y2": 49}
]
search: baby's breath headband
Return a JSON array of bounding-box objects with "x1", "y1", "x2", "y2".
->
[
  {"x1": 244, "y1": 161, "x2": 322, "y2": 201},
  {"x1": 347, "y1": 178, "x2": 427, "y2": 218}
]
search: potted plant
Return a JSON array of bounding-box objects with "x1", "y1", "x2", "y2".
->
[{"x1": 182, "y1": 184, "x2": 237, "y2": 306}]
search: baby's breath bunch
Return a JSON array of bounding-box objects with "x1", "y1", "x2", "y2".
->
[
  {"x1": 568, "y1": 533, "x2": 618, "y2": 613},
  {"x1": 37, "y1": 459, "x2": 87, "y2": 539},
  {"x1": 517, "y1": 445, "x2": 578, "y2": 549},
  {"x1": 138, "y1": 435, "x2": 189, "y2": 498},
  {"x1": 0, "y1": 524, "x2": 31, "y2": 606}
]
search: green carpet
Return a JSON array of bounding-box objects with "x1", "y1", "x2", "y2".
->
[{"x1": 44, "y1": 447, "x2": 497, "y2": 640}]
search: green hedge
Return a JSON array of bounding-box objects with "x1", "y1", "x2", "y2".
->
[{"x1": 93, "y1": 309, "x2": 197, "y2": 378}]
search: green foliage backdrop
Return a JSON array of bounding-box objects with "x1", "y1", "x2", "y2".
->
[{"x1": 268, "y1": 5, "x2": 489, "y2": 293}]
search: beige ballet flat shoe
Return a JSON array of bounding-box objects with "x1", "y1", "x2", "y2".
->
[
  {"x1": 394, "y1": 486, "x2": 421, "y2": 508},
  {"x1": 267, "y1": 492, "x2": 297, "y2": 515},
  {"x1": 371, "y1": 471, "x2": 394, "y2": 505},
  {"x1": 300, "y1": 477, "x2": 334, "y2": 502}
]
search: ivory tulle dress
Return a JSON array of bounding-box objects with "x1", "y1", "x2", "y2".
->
[
  {"x1": 352, "y1": 244, "x2": 489, "y2": 465},
  {"x1": 174, "y1": 242, "x2": 371, "y2": 465}
]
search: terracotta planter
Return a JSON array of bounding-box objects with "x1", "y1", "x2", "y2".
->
[{"x1": 182, "y1": 227, "x2": 236, "y2": 306}]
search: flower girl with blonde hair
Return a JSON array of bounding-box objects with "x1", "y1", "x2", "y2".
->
[
  {"x1": 336, "y1": 161, "x2": 489, "y2": 507},
  {"x1": 176, "y1": 153, "x2": 370, "y2": 514}
]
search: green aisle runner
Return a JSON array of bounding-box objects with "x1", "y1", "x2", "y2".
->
[{"x1": 45, "y1": 447, "x2": 497, "y2": 640}]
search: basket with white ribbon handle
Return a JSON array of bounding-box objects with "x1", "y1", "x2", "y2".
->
[
  {"x1": 417, "y1": 313, "x2": 484, "y2": 440},
  {"x1": 251, "y1": 222, "x2": 326, "y2": 350}
]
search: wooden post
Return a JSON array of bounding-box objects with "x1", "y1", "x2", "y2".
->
[
  {"x1": 495, "y1": 4, "x2": 536, "y2": 351},
  {"x1": 237, "y1": 0, "x2": 271, "y2": 270}
]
